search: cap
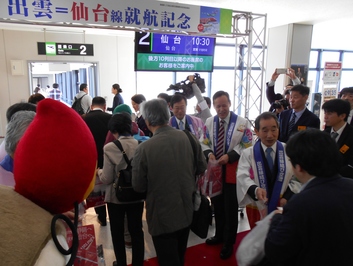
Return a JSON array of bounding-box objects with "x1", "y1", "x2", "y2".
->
[{"x1": 113, "y1": 104, "x2": 132, "y2": 115}]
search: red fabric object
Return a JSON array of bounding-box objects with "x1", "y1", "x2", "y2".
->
[
  {"x1": 246, "y1": 206, "x2": 262, "y2": 229},
  {"x1": 226, "y1": 161, "x2": 238, "y2": 184},
  {"x1": 104, "y1": 131, "x2": 115, "y2": 145},
  {"x1": 132, "y1": 121, "x2": 144, "y2": 136},
  {"x1": 14, "y1": 99, "x2": 97, "y2": 214},
  {"x1": 104, "y1": 122, "x2": 144, "y2": 145},
  {"x1": 129, "y1": 230, "x2": 250, "y2": 266}
]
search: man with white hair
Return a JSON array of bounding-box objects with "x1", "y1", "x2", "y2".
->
[{"x1": 0, "y1": 111, "x2": 35, "y2": 186}]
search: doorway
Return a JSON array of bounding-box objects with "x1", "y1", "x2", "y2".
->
[{"x1": 29, "y1": 61, "x2": 99, "y2": 106}]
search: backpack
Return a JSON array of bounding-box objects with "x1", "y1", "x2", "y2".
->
[
  {"x1": 112, "y1": 140, "x2": 146, "y2": 202},
  {"x1": 71, "y1": 94, "x2": 86, "y2": 115}
]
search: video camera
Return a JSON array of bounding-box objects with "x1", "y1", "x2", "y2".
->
[
  {"x1": 167, "y1": 73, "x2": 206, "y2": 99},
  {"x1": 270, "y1": 99, "x2": 290, "y2": 111}
]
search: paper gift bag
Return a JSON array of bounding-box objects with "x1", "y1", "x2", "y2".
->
[
  {"x1": 66, "y1": 224, "x2": 99, "y2": 266},
  {"x1": 86, "y1": 175, "x2": 106, "y2": 208}
]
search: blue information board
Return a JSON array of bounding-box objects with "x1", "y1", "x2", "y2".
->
[
  {"x1": 135, "y1": 32, "x2": 215, "y2": 72},
  {"x1": 151, "y1": 33, "x2": 215, "y2": 56}
]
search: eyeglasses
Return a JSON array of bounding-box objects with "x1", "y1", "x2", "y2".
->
[{"x1": 173, "y1": 106, "x2": 186, "y2": 111}]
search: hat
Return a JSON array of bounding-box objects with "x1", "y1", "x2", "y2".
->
[
  {"x1": 14, "y1": 99, "x2": 97, "y2": 214},
  {"x1": 113, "y1": 104, "x2": 132, "y2": 115}
]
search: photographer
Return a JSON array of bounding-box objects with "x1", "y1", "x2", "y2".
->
[
  {"x1": 269, "y1": 96, "x2": 290, "y2": 115},
  {"x1": 167, "y1": 74, "x2": 212, "y2": 123},
  {"x1": 188, "y1": 75, "x2": 212, "y2": 123},
  {"x1": 267, "y1": 68, "x2": 300, "y2": 113}
]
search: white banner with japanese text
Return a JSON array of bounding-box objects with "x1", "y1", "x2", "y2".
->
[{"x1": 0, "y1": 0, "x2": 233, "y2": 34}]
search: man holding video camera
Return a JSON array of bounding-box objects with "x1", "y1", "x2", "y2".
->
[{"x1": 266, "y1": 68, "x2": 300, "y2": 114}]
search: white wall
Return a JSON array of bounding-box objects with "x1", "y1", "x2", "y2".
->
[
  {"x1": 312, "y1": 18, "x2": 353, "y2": 50},
  {"x1": 264, "y1": 24, "x2": 290, "y2": 111},
  {"x1": 265, "y1": 24, "x2": 313, "y2": 112},
  {"x1": 0, "y1": 28, "x2": 135, "y2": 136}
]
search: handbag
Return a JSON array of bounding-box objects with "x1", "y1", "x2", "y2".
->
[
  {"x1": 190, "y1": 187, "x2": 212, "y2": 238},
  {"x1": 236, "y1": 211, "x2": 276, "y2": 266},
  {"x1": 112, "y1": 140, "x2": 146, "y2": 202},
  {"x1": 183, "y1": 130, "x2": 212, "y2": 239}
]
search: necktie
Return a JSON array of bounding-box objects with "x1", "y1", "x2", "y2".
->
[
  {"x1": 331, "y1": 131, "x2": 339, "y2": 141},
  {"x1": 266, "y1": 147, "x2": 274, "y2": 172},
  {"x1": 288, "y1": 113, "x2": 297, "y2": 134},
  {"x1": 179, "y1": 120, "x2": 184, "y2": 130},
  {"x1": 215, "y1": 120, "x2": 225, "y2": 159}
]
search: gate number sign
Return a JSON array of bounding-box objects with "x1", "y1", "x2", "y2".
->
[{"x1": 38, "y1": 42, "x2": 94, "y2": 56}]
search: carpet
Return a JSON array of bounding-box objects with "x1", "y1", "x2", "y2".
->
[{"x1": 138, "y1": 230, "x2": 250, "y2": 266}]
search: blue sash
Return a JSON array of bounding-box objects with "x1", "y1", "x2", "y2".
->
[
  {"x1": 253, "y1": 140, "x2": 286, "y2": 213},
  {"x1": 0, "y1": 154, "x2": 14, "y2": 173},
  {"x1": 171, "y1": 115, "x2": 195, "y2": 135},
  {"x1": 213, "y1": 112, "x2": 237, "y2": 154}
]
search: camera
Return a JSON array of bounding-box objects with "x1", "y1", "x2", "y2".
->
[
  {"x1": 270, "y1": 99, "x2": 290, "y2": 110},
  {"x1": 167, "y1": 73, "x2": 206, "y2": 99},
  {"x1": 276, "y1": 68, "x2": 288, "y2": 75}
]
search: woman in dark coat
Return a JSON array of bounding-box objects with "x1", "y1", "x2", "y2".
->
[{"x1": 131, "y1": 94, "x2": 152, "y2": 137}]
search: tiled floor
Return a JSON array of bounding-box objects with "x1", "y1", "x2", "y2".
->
[{"x1": 82, "y1": 205, "x2": 250, "y2": 266}]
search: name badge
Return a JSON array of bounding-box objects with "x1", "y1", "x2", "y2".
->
[
  {"x1": 340, "y1": 144, "x2": 350, "y2": 154},
  {"x1": 297, "y1": 126, "x2": 306, "y2": 131}
]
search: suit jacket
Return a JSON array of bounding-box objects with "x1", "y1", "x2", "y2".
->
[
  {"x1": 265, "y1": 175, "x2": 353, "y2": 265},
  {"x1": 266, "y1": 82, "x2": 277, "y2": 105},
  {"x1": 84, "y1": 110, "x2": 112, "y2": 168},
  {"x1": 107, "y1": 93, "x2": 124, "y2": 112},
  {"x1": 132, "y1": 126, "x2": 207, "y2": 236},
  {"x1": 169, "y1": 115, "x2": 205, "y2": 139},
  {"x1": 279, "y1": 108, "x2": 320, "y2": 143},
  {"x1": 136, "y1": 115, "x2": 152, "y2": 137},
  {"x1": 325, "y1": 124, "x2": 353, "y2": 178},
  {"x1": 349, "y1": 113, "x2": 353, "y2": 126}
]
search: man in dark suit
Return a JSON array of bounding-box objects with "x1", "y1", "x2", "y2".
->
[
  {"x1": 322, "y1": 98, "x2": 353, "y2": 178},
  {"x1": 278, "y1": 84, "x2": 320, "y2": 142},
  {"x1": 84, "y1": 96, "x2": 112, "y2": 226},
  {"x1": 266, "y1": 67, "x2": 300, "y2": 109},
  {"x1": 339, "y1": 86, "x2": 353, "y2": 126},
  {"x1": 265, "y1": 129, "x2": 353, "y2": 265}
]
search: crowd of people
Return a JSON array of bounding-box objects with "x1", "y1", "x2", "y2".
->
[{"x1": 1, "y1": 74, "x2": 353, "y2": 266}]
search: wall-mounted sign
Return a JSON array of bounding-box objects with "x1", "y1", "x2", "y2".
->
[
  {"x1": 323, "y1": 62, "x2": 342, "y2": 83},
  {"x1": 37, "y1": 42, "x2": 94, "y2": 56},
  {"x1": 135, "y1": 32, "x2": 215, "y2": 72}
]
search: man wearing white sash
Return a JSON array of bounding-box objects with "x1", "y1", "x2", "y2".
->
[
  {"x1": 169, "y1": 93, "x2": 205, "y2": 139},
  {"x1": 201, "y1": 91, "x2": 253, "y2": 260},
  {"x1": 237, "y1": 112, "x2": 297, "y2": 229}
]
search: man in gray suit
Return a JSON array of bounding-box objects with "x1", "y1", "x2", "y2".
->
[{"x1": 132, "y1": 99, "x2": 207, "y2": 266}]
